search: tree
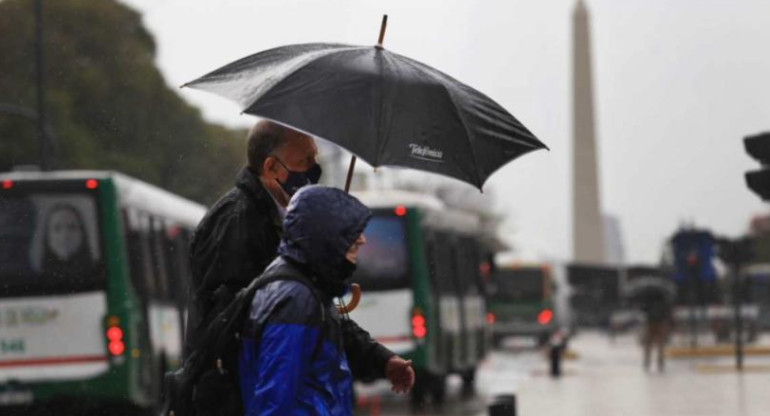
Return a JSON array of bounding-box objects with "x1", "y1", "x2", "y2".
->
[{"x1": 0, "y1": 0, "x2": 244, "y2": 204}]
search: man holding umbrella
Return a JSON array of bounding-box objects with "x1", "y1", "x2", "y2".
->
[
  {"x1": 183, "y1": 18, "x2": 547, "y2": 409},
  {"x1": 184, "y1": 120, "x2": 414, "y2": 395}
]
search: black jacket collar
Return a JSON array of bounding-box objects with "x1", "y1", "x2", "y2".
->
[{"x1": 235, "y1": 167, "x2": 282, "y2": 229}]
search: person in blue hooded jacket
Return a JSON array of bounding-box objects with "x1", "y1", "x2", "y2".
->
[{"x1": 238, "y1": 185, "x2": 415, "y2": 415}]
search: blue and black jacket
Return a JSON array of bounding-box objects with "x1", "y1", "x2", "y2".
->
[{"x1": 238, "y1": 186, "x2": 392, "y2": 415}]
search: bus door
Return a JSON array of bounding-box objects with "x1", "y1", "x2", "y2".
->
[
  {"x1": 455, "y1": 237, "x2": 486, "y2": 366},
  {"x1": 0, "y1": 186, "x2": 109, "y2": 389},
  {"x1": 123, "y1": 210, "x2": 184, "y2": 395},
  {"x1": 427, "y1": 231, "x2": 463, "y2": 372},
  {"x1": 350, "y1": 212, "x2": 414, "y2": 357}
]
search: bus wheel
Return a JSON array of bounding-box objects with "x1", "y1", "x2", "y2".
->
[
  {"x1": 410, "y1": 369, "x2": 429, "y2": 408},
  {"x1": 537, "y1": 332, "x2": 551, "y2": 347},
  {"x1": 492, "y1": 334, "x2": 502, "y2": 348},
  {"x1": 429, "y1": 374, "x2": 446, "y2": 405},
  {"x1": 461, "y1": 368, "x2": 476, "y2": 397}
]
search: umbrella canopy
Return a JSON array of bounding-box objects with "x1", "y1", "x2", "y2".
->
[
  {"x1": 184, "y1": 43, "x2": 547, "y2": 189},
  {"x1": 625, "y1": 277, "x2": 677, "y2": 304}
]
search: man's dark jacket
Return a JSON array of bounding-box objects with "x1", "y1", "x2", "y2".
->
[{"x1": 184, "y1": 167, "x2": 392, "y2": 379}]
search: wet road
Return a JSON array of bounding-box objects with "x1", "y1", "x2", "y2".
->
[
  {"x1": 353, "y1": 337, "x2": 545, "y2": 416},
  {"x1": 354, "y1": 332, "x2": 770, "y2": 416}
]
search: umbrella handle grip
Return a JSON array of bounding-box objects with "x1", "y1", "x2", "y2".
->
[{"x1": 337, "y1": 283, "x2": 362, "y2": 314}]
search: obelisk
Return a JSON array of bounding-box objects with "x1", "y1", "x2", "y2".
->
[{"x1": 572, "y1": 0, "x2": 605, "y2": 263}]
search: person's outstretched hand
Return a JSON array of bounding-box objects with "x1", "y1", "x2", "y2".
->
[{"x1": 385, "y1": 356, "x2": 415, "y2": 393}]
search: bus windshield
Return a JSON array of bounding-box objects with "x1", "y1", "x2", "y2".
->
[
  {"x1": 489, "y1": 269, "x2": 545, "y2": 302},
  {"x1": 0, "y1": 191, "x2": 104, "y2": 297},
  {"x1": 352, "y1": 215, "x2": 409, "y2": 291}
]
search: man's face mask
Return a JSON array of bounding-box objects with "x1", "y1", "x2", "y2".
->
[{"x1": 273, "y1": 157, "x2": 323, "y2": 195}]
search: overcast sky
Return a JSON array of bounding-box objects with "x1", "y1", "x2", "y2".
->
[{"x1": 121, "y1": 0, "x2": 770, "y2": 264}]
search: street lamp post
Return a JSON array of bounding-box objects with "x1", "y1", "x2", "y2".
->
[{"x1": 34, "y1": 0, "x2": 51, "y2": 170}]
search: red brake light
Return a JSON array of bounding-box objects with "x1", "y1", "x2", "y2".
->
[
  {"x1": 394, "y1": 205, "x2": 407, "y2": 216},
  {"x1": 479, "y1": 261, "x2": 491, "y2": 277},
  {"x1": 85, "y1": 179, "x2": 98, "y2": 189},
  {"x1": 109, "y1": 341, "x2": 125, "y2": 356},
  {"x1": 166, "y1": 225, "x2": 181, "y2": 239},
  {"x1": 537, "y1": 309, "x2": 553, "y2": 325},
  {"x1": 106, "y1": 327, "x2": 123, "y2": 341},
  {"x1": 411, "y1": 311, "x2": 427, "y2": 339},
  {"x1": 1, "y1": 180, "x2": 12, "y2": 189},
  {"x1": 414, "y1": 326, "x2": 427, "y2": 338},
  {"x1": 106, "y1": 325, "x2": 124, "y2": 356},
  {"x1": 486, "y1": 312, "x2": 495, "y2": 324}
]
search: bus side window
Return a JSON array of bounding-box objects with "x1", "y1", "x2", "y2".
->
[
  {"x1": 423, "y1": 231, "x2": 440, "y2": 293},
  {"x1": 433, "y1": 232, "x2": 459, "y2": 295},
  {"x1": 458, "y1": 238, "x2": 480, "y2": 296},
  {"x1": 123, "y1": 209, "x2": 156, "y2": 300},
  {"x1": 178, "y1": 229, "x2": 193, "y2": 299},
  {"x1": 150, "y1": 217, "x2": 170, "y2": 301},
  {"x1": 162, "y1": 224, "x2": 192, "y2": 306}
]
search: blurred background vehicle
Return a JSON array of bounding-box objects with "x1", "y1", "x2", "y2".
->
[
  {"x1": 486, "y1": 264, "x2": 557, "y2": 347},
  {"x1": 349, "y1": 190, "x2": 495, "y2": 404},
  {"x1": 0, "y1": 170, "x2": 204, "y2": 415}
]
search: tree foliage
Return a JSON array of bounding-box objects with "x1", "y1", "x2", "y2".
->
[{"x1": 0, "y1": 0, "x2": 245, "y2": 205}]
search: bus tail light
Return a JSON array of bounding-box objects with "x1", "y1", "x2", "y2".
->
[
  {"x1": 85, "y1": 179, "x2": 99, "y2": 189},
  {"x1": 537, "y1": 309, "x2": 553, "y2": 325},
  {"x1": 1, "y1": 180, "x2": 12, "y2": 189},
  {"x1": 486, "y1": 312, "x2": 495, "y2": 324},
  {"x1": 106, "y1": 323, "x2": 125, "y2": 356},
  {"x1": 411, "y1": 309, "x2": 427, "y2": 339},
  {"x1": 394, "y1": 205, "x2": 407, "y2": 216}
]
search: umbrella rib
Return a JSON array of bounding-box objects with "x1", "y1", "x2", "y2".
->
[{"x1": 396, "y1": 57, "x2": 484, "y2": 188}]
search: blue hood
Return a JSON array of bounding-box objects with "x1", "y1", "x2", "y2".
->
[{"x1": 278, "y1": 186, "x2": 371, "y2": 293}]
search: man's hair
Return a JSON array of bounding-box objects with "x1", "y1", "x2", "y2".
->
[{"x1": 246, "y1": 120, "x2": 289, "y2": 175}]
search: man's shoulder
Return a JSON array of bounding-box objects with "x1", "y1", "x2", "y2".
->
[{"x1": 197, "y1": 186, "x2": 272, "y2": 229}]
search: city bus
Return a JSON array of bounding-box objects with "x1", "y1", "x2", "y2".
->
[
  {"x1": 0, "y1": 170, "x2": 205, "y2": 414},
  {"x1": 349, "y1": 190, "x2": 491, "y2": 403},
  {"x1": 487, "y1": 264, "x2": 556, "y2": 346}
]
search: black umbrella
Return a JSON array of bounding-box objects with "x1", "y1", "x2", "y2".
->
[
  {"x1": 625, "y1": 277, "x2": 677, "y2": 304},
  {"x1": 184, "y1": 16, "x2": 547, "y2": 191}
]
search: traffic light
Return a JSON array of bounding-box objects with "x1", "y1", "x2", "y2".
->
[
  {"x1": 744, "y1": 132, "x2": 770, "y2": 200},
  {"x1": 671, "y1": 229, "x2": 717, "y2": 283},
  {"x1": 716, "y1": 237, "x2": 754, "y2": 266}
]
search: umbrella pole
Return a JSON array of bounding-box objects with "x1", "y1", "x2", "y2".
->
[
  {"x1": 337, "y1": 15, "x2": 388, "y2": 317},
  {"x1": 344, "y1": 155, "x2": 357, "y2": 193},
  {"x1": 377, "y1": 14, "x2": 388, "y2": 47}
]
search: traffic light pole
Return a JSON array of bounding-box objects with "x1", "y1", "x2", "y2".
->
[
  {"x1": 718, "y1": 237, "x2": 753, "y2": 371},
  {"x1": 732, "y1": 264, "x2": 744, "y2": 371},
  {"x1": 34, "y1": 0, "x2": 51, "y2": 170},
  {"x1": 686, "y1": 253, "x2": 699, "y2": 349}
]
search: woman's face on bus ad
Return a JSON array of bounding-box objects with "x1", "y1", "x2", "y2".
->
[{"x1": 46, "y1": 208, "x2": 84, "y2": 261}]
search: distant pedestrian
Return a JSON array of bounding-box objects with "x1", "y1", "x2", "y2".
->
[
  {"x1": 238, "y1": 186, "x2": 414, "y2": 415},
  {"x1": 641, "y1": 291, "x2": 673, "y2": 372}
]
